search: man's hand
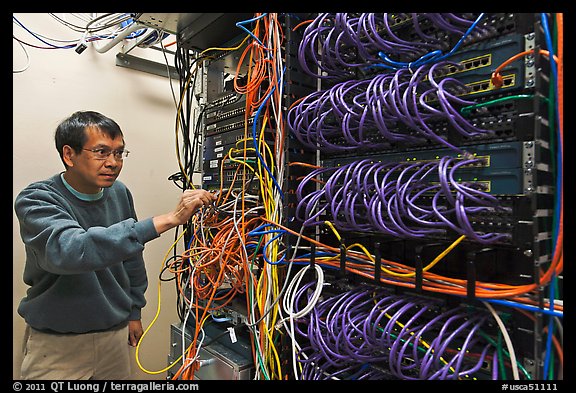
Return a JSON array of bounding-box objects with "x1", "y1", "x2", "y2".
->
[
  {"x1": 128, "y1": 319, "x2": 144, "y2": 347},
  {"x1": 172, "y1": 189, "x2": 215, "y2": 225},
  {"x1": 153, "y1": 189, "x2": 216, "y2": 235}
]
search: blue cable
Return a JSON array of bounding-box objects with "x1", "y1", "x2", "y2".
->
[
  {"x1": 261, "y1": 232, "x2": 286, "y2": 265},
  {"x1": 247, "y1": 225, "x2": 276, "y2": 263},
  {"x1": 543, "y1": 274, "x2": 557, "y2": 379},
  {"x1": 211, "y1": 315, "x2": 232, "y2": 323},
  {"x1": 540, "y1": 13, "x2": 561, "y2": 380},
  {"x1": 186, "y1": 224, "x2": 205, "y2": 250},
  {"x1": 252, "y1": 85, "x2": 284, "y2": 198},
  {"x1": 280, "y1": 260, "x2": 341, "y2": 271},
  {"x1": 248, "y1": 224, "x2": 287, "y2": 265},
  {"x1": 297, "y1": 251, "x2": 338, "y2": 259},
  {"x1": 375, "y1": 13, "x2": 485, "y2": 70},
  {"x1": 235, "y1": 13, "x2": 268, "y2": 46},
  {"x1": 248, "y1": 223, "x2": 286, "y2": 236},
  {"x1": 13, "y1": 15, "x2": 74, "y2": 49},
  {"x1": 540, "y1": 13, "x2": 561, "y2": 250},
  {"x1": 249, "y1": 229, "x2": 286, "y2": 236},
  {"x1": 14, "y1": 15, "x2": 149, "y2": 49},
  {"x1": 119, "y1": 16, "x2": 146, "y2": 40},
  {"x1": 479, "y1": 298, "x2": 562, "y2": 319},
  {"x1": 249, "y1": 223, "x2": 272, "y2": 233}
]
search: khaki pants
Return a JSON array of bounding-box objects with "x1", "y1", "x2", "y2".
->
[{"x1": 20, "y1": 325, "x2": 132, "y2": 380}]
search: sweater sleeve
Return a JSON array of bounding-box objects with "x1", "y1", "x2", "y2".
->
[{"x1": 14, "y1": 183, "x2": 160, "y2": 275}]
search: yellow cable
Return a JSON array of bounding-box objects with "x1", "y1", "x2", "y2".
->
[
  {"x1": 228, "y1": 148, "x2": 258, "y2": 176},
  {"x1": 250, "y1": 111, "x2": 285, "y2": 378},
  {"x1": 324, "y1": 220, "x2": 342, "y2": 242},
  {"x1": 326, "y1": 220, "x2": 465, "y2": 278},
  {"x1": 263, "y1": 313, "x2": 282, "y2": 378},
  {"x1": 135, "y1": 228, "x2": 188, "y2": 375},
  {"x1": 262, "y1": 120, "x2": 284, "y2": 378},
  {"x1": 200, "y1": 34, "x2": 250, "y2": 56}
]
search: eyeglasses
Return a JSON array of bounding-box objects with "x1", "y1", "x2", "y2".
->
[{"x1": 83, "y1": 148, "x2": 130, "y2": 160}]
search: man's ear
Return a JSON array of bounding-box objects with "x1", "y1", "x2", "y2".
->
[{"x1": 62, "y1": 145, "x2": 76, "y2": 167}]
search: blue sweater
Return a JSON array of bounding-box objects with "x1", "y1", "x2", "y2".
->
[{"x1": 14, "y1": 173, "x2": 159, "y2": 334}]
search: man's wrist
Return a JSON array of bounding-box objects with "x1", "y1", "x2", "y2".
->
[{"x1": 152, "y1": 213, "x2": 177, "y2": 235}]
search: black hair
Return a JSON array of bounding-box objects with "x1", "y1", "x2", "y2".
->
[{"x1": 54, "y1": 111, "x2": 124, "y2": 167}]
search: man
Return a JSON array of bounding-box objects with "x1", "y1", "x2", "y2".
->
[{"x1": 14, "y1": 110, "x2": 216, "y2": 380}]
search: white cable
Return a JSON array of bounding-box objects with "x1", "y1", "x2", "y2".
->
[
  {"x1": 91, "y1": 21, "x2": 144, "y2": 53},
  {"x1": 277, "y1": 226, "x2": 306, "y2": 380},
  {"x1": 180, "y1": 328, "x2": 205, "y2": 377},
  {"x1": 181, "y1": 266, "x2": 208, "y2": 374},
  {"x1": 483, "y1": 301, "x2": 520, "y2": 380},
  {"x1": 266, "y1": 195, "x2": 320, "y2": 379},
  {"x1": 13, "y1": 38, "x2": 30, "y2": 73},
  {"x1": 279, "y1": 263, "x2": 324, "y2": 380},
  {"x1": 85, "y1": 13, "x2": 133, "y2": 33},
  {"x1": 231, "y1": 193, "x2": 267, "y2": 379},
  {"x1": 280, "y1": 264, "x2": 324, "y2": 325},
  {"x1": 181, "y1": 267, "x2": 195, "y2": 367}
]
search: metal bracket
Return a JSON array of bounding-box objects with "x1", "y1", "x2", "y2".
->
[{"x1": 115, "y1": 52, "x2": 179, "y2": 79}]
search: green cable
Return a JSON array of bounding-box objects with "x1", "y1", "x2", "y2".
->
[
  {"x1": 247, "y1": 234, "x2": 271, "y2": 380},
  {"x1": 459, "y1": 94, "x2": 537, "y2": 115},
  {"x1": 479, "y1": 331, "x2": 532, "y2": 380},
  {"x1": 497, "y1": 331, "x2": 507, "y2": 379},
  {"x1": 551, "y1": 275, "x2": 561, "y2": 380}
]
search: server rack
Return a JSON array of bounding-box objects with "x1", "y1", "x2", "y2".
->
[{"x1": 159, "y1": 13, "x2": 562, "y2": 381}]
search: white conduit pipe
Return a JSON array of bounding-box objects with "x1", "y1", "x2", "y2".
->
[{"x1": 93, "y1": 22, "x2": 146, "y2": 53}]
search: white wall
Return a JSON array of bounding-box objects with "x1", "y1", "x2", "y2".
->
[{"x1": 13, "y1": 13, "x2": 198, "y2": 380}]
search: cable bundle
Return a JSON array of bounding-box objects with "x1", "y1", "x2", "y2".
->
[
  {"x1": 287, "y1": 61, "x2": 493, "y2": 154},
  {"x1": 298, "y1": 13, "x2": 485, "y2": 79},
  {"x1": 169, "y1": 13, "x2": 290, "y2": 381},
  {"x1": 295, "y1": 156, "x2": 511, "y2": 244},
  {"x1": 292, "y1": 284, "x2": 495, "y2": 380}
]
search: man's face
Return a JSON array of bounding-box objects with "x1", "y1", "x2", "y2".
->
[{"x1": 63, "y1": 126, "x2": 125, "y2": 194}]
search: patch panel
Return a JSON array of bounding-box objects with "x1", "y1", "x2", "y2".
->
[
  {"x1": 205, "y1": 90, "x2": 244, "y2": 112},
  {"x1": 205, "y1": 97, "x2": 247, "y2": 125},
  {"x1": 202, "y1": 167, "x2": 260, "y2": 192},
  {"x1": 203, "y1": 129, "x2": 276, "y2": 161},
  {"x1": 424, "y1": 33, "x2": 529, "y2": 100},
  {"x1": 322, "y1": 141, "x2": 526, "y2": 169},
  {"x1": 205, "y1": 116, "x2": 255, "y2": 137}
]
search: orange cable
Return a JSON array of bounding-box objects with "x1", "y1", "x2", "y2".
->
[
  {"x1": 292, "y1": 19, "x2": 314, "y2": 31},
  {"x1": 491, "y1": 49, "x2": 559, "y2": 88}
]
